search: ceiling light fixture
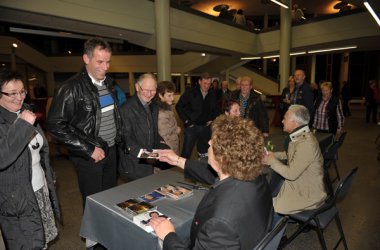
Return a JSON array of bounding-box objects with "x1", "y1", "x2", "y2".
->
[
  {"x1": 263, "y1": 54, "x2": 280, "y2": 59},
  {"x1": 270, "y1": 0, "x2": 289, "y2": 9},
  {"x1": 364, "y1": 0, "x2": 380, "y2": 26},
  {"x1": 290, "y1": 51, "x2": 307, "y2": 56},
  {"x1": 12, "y1": 43, "x2": 18, "y2": 48},
  {"x1": 308, "y1": 45, "x2": 357, "y2": 54},
  {"x1": 240, "y1": 56, "x2": 261, "y2": 60}
]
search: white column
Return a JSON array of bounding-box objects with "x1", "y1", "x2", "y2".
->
[
  {"x1": 310, "y1": 54, "x2": 316, "y2": 84},
  {"x1": 279, "y1": 1, "x2": 292, "y2": 94},
  {"x1": 155, "y1": 0, "x2": 171, "y2": 82}
]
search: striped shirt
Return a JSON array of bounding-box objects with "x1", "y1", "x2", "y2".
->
[
  {"x1": 313, "y1": 98, "x2": 344, "y2": 131},
  {"x1": 95, "y1": 83, "x2": 117, "y2": 147}
]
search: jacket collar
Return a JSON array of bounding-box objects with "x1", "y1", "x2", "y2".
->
[
  {"x1": 0, "y1": 105, "x2": 18, "y2": 124},
  {"x1": 289, "y1": 125, "x2": 310, "y2": 142}
]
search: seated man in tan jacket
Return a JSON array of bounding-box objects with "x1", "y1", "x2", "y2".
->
[{"x1": 263, "y1": 104, "x2": 327, "y2": 222}]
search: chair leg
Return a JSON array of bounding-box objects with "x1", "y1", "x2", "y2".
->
[
  {"x1": 334, "y1": 161, "x2": 340, "y2": 181},
  {"x1": 315, "y1": 220, "x2": 328, "y2": 250},
  {"x1": 281, "y1": 220, "x2": 310, "y2": 247},
  {"x1": 334, "y1": 214, "x2": 348, "y2": 250}
]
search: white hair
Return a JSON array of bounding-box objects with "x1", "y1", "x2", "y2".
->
[{"x1": 288, "y1": 105, "x2": 310, "y2": 125}]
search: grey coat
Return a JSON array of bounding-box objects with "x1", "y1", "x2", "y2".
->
[{"x1": 0, "y1": 105, "x2": 60, "y2": 249}]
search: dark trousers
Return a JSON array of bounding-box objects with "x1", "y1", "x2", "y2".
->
[
  {"x1": 342, "y1": 99, "x2": 351, "y2": 117},
  {"x1": 181, "y1": 125, "x2": 211, "y2": 158},
  {"x1": 70, "y1": 146, "x2": 117, "y2": 208},
  {"x1": 366, "y1": 103, "x2": 378, "y2": 123}
]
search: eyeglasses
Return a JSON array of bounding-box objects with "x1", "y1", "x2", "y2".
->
[
  {"x1": 138, "y1": 85, "x2": 157, "y2": 95},
  {"x1": 0, "y1": 90, "x2": 28, "y2": 98}
]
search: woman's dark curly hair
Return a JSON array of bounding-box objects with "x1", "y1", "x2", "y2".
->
[{"x1": 211, "y1": 115, "x2": 264, "y2": 180}]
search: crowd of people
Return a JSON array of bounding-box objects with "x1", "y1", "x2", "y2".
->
[{"x1": 0, "y1": 36, "x2": 371, "y2": 249}]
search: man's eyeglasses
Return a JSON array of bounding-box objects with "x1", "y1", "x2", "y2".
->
[
  {"x1": 138, "y1": 85, "x2": 157, "y2": 95},
  {"x1": 0, "y1": 90, "x2": 28, "y2": 98}
]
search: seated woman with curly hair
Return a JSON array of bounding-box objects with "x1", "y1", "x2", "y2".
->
[{"x1": 152, "y1": 115, "x2": 273, "y2": 250}]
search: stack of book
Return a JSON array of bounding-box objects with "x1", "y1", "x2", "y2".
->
[{"x1": 155, "y1": 184, "x2": 193, "y2": 200}]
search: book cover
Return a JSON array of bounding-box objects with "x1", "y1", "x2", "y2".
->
[
  {"x1": 155, "y1": 184, "x2": 193, "y2": 200},
  {"x1": 137, "y1": 149, "x2": 160, "y2": 159},
  {"x1": 133, "y1": 210, "x2": 169, "y2": 233},
  {"x1": 139, "y1": 191, "x2": 165, "y2": 203},
  {"x1": 115, "y1": 199, "x2": 156, "y2": 218}
]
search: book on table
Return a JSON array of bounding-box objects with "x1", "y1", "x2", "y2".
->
[
  {"x1": 155, "y1": 184, "x2": 193, "y2": 200},
  {"x1": 115, "y1": 198, "x2": 156, "y2": 219},
  {"x1": 133, "y1": 210, "x2": 170, "y2": 233}
]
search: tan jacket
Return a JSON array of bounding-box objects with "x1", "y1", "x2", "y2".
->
[
  {"x1": 158, "y1": 109, "x2": 180, "y2": 154},
  {"x1": 268, "y1": 126, "x2": 327, "y2": 214}
]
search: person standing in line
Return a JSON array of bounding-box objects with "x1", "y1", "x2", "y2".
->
[
  {"x1": 311, "y1": 82, "x2": 345, "y2": 136},
  {"x1": 229, "y1": 76, "x2": 269, "y2": 136},
  {"x1": 0, "y1": 70, "x2": 60, "y2": 249},
  {"x1": 293, "y1": 69, "x2": 314, "y2": 116},
  {"x1": 176, "y1": 73, "x2": 218, "y2": 159},
  {"x1": 47, "y1": 37, "x2": 125, "y2": 207},
  {"x1": 223, "y1": 99, "x2": 241, "y2": 117},
  {"x1": 280, "y1": 75, "x2": 296, "y2": 123},
  {"x1": 119, "y1": 73, "x2": 169, "y2": 180},
  {"x1": 156, "y1": 81, "x2": 180, "y2": 154},
  {"x1": 219, "y1": 80, "x2": 231, "y2": 104},
  {"x1": 366, "y1": 80, "x2": 379, "y2": 124}
]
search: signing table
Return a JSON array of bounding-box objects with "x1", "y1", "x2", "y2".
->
[{"x1": 80, "y1": 170, "x2": 205, "y2": 250}]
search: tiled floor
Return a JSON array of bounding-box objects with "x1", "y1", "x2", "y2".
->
[{"x1": 48, "y1": 105, "x2": 380, "y2": 249}]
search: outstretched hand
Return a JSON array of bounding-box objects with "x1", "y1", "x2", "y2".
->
[{"x1": 157, "y1": 149, "x2": 186, "y2": 169}]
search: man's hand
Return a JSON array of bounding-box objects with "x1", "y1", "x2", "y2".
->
[
  {"x1": 149, "y1": 216, "x2": 175, "y2": 240},
  {"x1": 91, "y1": 146, "x2": 105, "y2": 163},
  {"x1": 19, "y1": 110, "x2": 36, "y2": 125},
  {"x1": 262, "y1": 151, "x2": 274, "y2": 165}
]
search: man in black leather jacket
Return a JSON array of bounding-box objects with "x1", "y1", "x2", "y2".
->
[
  {"x1": 46, "y1": 38, "x2": 124, "y2": 206},
  {"x1": 176, "y1": 73, "x2": 219, "y2": 159}
]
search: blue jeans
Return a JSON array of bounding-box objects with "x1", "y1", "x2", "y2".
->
[{"x1": 181, "y1": 125, "x2": 211, "y2": 158}]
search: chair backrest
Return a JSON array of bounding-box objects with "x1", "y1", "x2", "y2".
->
[
  {"x1": 335, "y1": 131, "x2": 347, "y2": 148},
  {"x1": 323, "y1": 140, "x2": 340, "y2": 162},
  {"x1": 333, "y1": 167, "x2": 358, "y2": 201},
  {"x1": 253, "y1": 216, "x2": 288, "y2": 250}
]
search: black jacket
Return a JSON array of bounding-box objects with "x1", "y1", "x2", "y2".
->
[
  {"x1": 163, "y1": 160, "x2": 273, "y2": 250},
  {"x1": 176, "y1": 86, "x2": 219, "y2": 127},
  {"x1": 294, "y1": 82, "x2": 314, "y2": 115},
  {"x1": 311, "y1": 95, "x2": 340, "y2": 134},
  {"x1": 46, "y1": 67, "x2": 125, "y2": 159},
  {"x1": 119, "y1": 94, "x2": 168, "y2": 180},
  {"x1": 0, "y1": 105, "x2": 60, "y2": 249},
  {"x1": 230, "y1": 90, "x2": 269, "y2": 133}
]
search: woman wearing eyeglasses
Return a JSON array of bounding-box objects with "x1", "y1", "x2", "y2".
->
[{"x1": 0, "y1": 69, "x2": 60, "y2": 249}]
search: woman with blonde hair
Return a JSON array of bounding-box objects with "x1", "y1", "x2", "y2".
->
[{"x1": 311, "y1": 81, "x2": 344, "y2": 135}]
